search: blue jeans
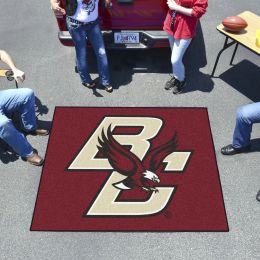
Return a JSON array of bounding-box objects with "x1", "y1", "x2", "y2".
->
[
  {"x1": 233, "y1": 102, "x2": 260, "y2": 148},
  {"x1": 0, "y1": 88, "x2": 37, "y2": 157},
  {"x1": 168, "y1": 35, "x2": 192, "y2": 82},
  {"x1": 66, "y1": 17, "x2": 110, "y2": 86}
]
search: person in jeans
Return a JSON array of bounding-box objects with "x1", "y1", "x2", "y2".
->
[
  {"x1": 0, "y1": 50, "x2": 49, "y2": 166},
  {"x1": 221, "y1": 102, "x2": 260, "y2": 155},
  {"x1": 50, "y1": 0, "x2": 113, "y2": 93},
  {"x1": 221, "y1": 102, "x2": 260, "y2": 202},
  {"x1": 163, "y1": 0, "x2": 208, "y2": 94}
]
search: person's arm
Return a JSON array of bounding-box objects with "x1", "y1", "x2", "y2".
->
[
  {"x1": 190, "y1": 0, "x2": 208, "y2": 19},
  {"x1": 102, "y1": 0, "x2": 112, "y2": 8},
  {"x1": 167, "y1": 0, "x2": 208, "y2": 18},
  {"x1": 167, "y1": 0, "x2": 192, "y2": 16},
  {"x1": 50, "y1": 0, "x2": 66, "y2": 16},
  {"x1": 0, "y1": 50, "x2": 25, "y2": 83}
]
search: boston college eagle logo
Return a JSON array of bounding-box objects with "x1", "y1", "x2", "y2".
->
[
  {"x1": 97, "y1": 126, "x2": 178, "y2": 193},
  {"x1": 68, "y1": 116, "x2": 192, "y2": 216}
]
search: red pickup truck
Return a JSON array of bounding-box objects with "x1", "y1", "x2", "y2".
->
[{"x1": 56, "y1": 0, "x2": 169, "y2": 49}]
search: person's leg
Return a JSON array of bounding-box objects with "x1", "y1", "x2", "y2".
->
[
  {"x1": 171, "y1": 38, "x2": 192, "y2": 82},
  {"x1": 18, "y1": 89, "x2": 37, "y2": 132},
  {"x1": 0, "y1": 113, "x2": 33, "y2": 157},
  {"x1": 232, "y1": 102, "x2": 260, "y2": 148},
  {"x1": 87, "y1": 23, "x2": 110, "y2": 87},
  {"x1": 0, "y1": 88, "x2": 37, "y2": 132},
  {"x1": 66, "y1": 17, "x2": 93, "y2": 85},
  {"x1": 165, "y1": 35, "x2": 176, "y2": 90},
  {"x1": 221, "y1": 102, "x2": 260, "y2": 155},
  {"x1": 168, "y1": 34, "x2": 175, "y2": 50},
  {"x1": 165, "y1": 36, "x2": 191, "y2": 92}
]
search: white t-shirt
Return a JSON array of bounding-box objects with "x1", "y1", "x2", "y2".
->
[{"x1": 71, "y1": 0, "x2": 99, "y2": 23}]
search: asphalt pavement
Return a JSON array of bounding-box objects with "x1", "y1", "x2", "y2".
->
[{"x1": 0, "y1": 1, "x2": 259, "y2": 259}]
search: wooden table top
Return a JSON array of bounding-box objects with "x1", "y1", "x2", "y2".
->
[{"x1": 217, "y1": 11, "x2": 260, "y2": 55}]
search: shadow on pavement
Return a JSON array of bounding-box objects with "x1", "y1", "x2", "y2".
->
[
  {"x1": 183, "y1": 22, "x2": 214, "y2": 93},
  {"x1": 35, "y1": 96, "x2": 49, "y2": 117},
  {"x1": 35, "y1": 119, "x2": 52, "y2": 133},
  {"x1": 35, "y1": 96, "x2": 52, "y2": 131},
  {"x1": 219, "y1": 60, "x2": 260, "y2": 101},
  {"x1": 88, "y1": 48, "x2": 172, "y2": 90},
  {"x1": 0, "y1": 140, "x2": 19, "y2": 164},
  {"x1": 250, "y1": 138, "x2": 260, "y2": 152}
]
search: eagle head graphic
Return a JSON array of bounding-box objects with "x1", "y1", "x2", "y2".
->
[
  {"x1": 97, "y1": 126, "x2": 178, "y2": 193},
  {"x1": 82, "y1": 0, "x2": 95, "y2": 14}
]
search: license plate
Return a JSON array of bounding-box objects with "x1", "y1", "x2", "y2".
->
[{"x1": 114, "y1": 32, "x2": 139, "y2": 44}]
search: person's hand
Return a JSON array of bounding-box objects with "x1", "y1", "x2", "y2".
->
[
  {"x1": 12, "y1": 68, "x2": 25, "y2": 84},
  {"x1": 104, "y1": 0, "x2": 112, "y2": 8},
  {"x1": 167, "y1": 0, "x2": 180, "y2": 11},
  {"x1": 51, "y1": 1, "x2": 66, "y2": 17}
]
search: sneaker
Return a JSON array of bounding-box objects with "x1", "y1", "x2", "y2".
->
[
  {"x1": 82, "y1": 81, "x2": 96, "y2": 89},
  {"x1": 172, "y1": 79, "x2": 186, "y2": 94},
  {"x1": 164, "y1": 76, "x2": 176, "y2": 90}
]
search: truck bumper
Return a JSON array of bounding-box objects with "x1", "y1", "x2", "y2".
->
[{"x1": 58, "y1": 30, "x2": 169, "y2": 49}]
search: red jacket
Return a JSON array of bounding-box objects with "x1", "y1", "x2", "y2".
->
[{"x1": 163, "y1": 0, "x2": 208, "y2": 39}]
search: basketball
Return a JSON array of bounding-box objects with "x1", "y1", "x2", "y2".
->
[{"x1": 222, "y1": 16, "x2": 248, "y2": 32}]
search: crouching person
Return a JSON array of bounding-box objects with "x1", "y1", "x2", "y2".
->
[
  {"x1": 221, "y1": 102, "x2": 260, "y2": 155},
  {"x1": 0, "y1": 50, "x2": 48, "y2": 166}
]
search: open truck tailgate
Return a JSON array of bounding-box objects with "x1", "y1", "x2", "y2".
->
[{"x1": 57, "y1": 0, "x2": 169, "y2": 49}]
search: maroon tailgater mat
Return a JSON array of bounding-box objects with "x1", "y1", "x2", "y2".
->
[{"x1": 31, "y1": 107, "x2": 229, "y2": 232}]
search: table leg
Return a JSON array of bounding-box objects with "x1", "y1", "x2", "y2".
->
[
  {"x1": 211, "y1": 37, "x2": 236, "y2": 77},
  {"x1": 230, "y1": 42, "x2": 239, "y2": 65}
]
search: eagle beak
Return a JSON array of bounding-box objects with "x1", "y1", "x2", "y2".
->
[{"x1": 154, "y1": 178, "x2": 160, "y2": 183}]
